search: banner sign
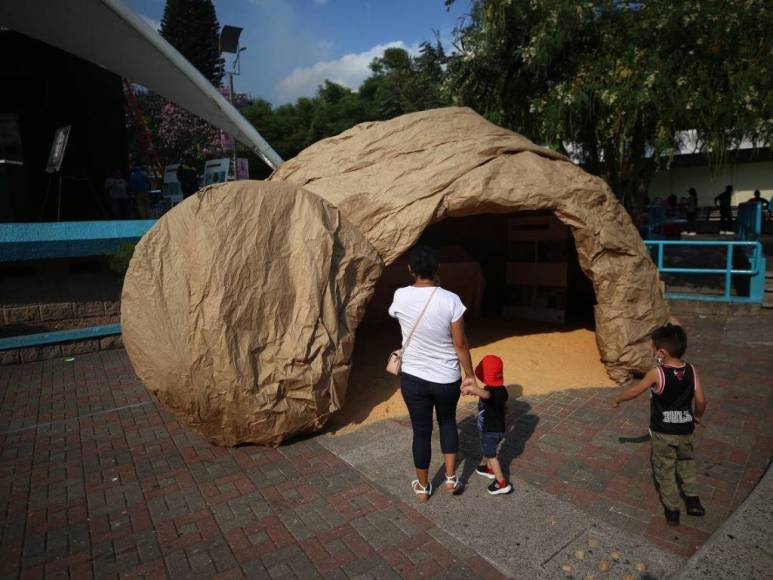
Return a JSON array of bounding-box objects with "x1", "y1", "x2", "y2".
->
[
  {"x1": 204, "y1": 158, "x2": 230, "y2": 185},
  {"x1": 46, "y1": 126, "x2": 71, "y2": 173}
]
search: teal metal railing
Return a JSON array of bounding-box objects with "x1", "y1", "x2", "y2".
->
[
  {"x1": 0, "y1": 220, "x2": 157, "y2": 351},
  {"x1": 1, "y1": 220, "x2": 767, "y2": 353},
  {"x1": 0, "y1": 220, "x2": 156, "y2": 262},
  {"x1": 736, "y1": 202, "x2": 762, "y2": 242},
  {"x1": 645, "y1": 240, "x2": 766, "y2": 304},
  {"x1": 0, "y1": 324, "x2": 122, "y2": 351}
]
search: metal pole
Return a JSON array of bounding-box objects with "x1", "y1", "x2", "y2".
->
[
  {"x1": 228, "y1": 71, "x2": 237, "y2": 179},
  {"x1": 56, "y1": 174, "x2": 63, "y2": 221}
]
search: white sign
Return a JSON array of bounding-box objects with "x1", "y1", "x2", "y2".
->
[{"x1": 204, "y1": 158, "x2": 230, "y2": 185}]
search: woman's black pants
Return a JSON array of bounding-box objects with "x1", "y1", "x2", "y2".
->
[{"x1": 400, "y1": 372, "x2": 461, "y2": 470}]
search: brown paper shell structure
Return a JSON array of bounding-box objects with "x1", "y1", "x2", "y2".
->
[
  {"x1": 123, "y1": 107, "x2": 668, "y2": 445},
  {"x1": 270, "y1": 107, "x2": 669, "y2": 381},
  {"x1": 121, "y1": 182, "x2": 382, "y2": 445}
]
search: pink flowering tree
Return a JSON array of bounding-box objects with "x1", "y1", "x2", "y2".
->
[{"x1": 155, "y1": 102, "x2": 224, "y2": 164}]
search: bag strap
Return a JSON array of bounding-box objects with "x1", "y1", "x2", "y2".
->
[{"x1": 402, "y1": 287, "x2": 438, "y2": 351}]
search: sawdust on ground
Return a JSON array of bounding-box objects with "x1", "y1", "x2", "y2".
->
[{"x1": 326, "y1": 318, "x2": 615, "y2": 435}]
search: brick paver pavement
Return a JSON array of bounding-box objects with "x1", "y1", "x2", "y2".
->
[
  {"x1": 2, "y1": 309, "x2": 771, "y2": 577},
  {"x1": 448, "y1": 309, "x2": 773, "y2": 559},
  {"x1": 0, "y1": 351, "x2": 504, "y2": 579}
]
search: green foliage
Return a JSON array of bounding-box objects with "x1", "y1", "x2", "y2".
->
[
  {"x1": 239, "y1": 44, "x2": 451, "y2": 171},
  {"x1": 160, "y1": 0, "x2": 224, "y2": 86},
  {"x1": 105, "y1": 243, "x2": 136, "y2": 274},
  {"x1": 446, "y1": 0, "x2": 773, "y2": 210}
]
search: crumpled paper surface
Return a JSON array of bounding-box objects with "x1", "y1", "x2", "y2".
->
[
  {"x1": 121, "y1": 181, "x2": 382, "y2": 445},
  {"x1": 124, "y1": 108, "x2": 668, "y2": 446},
  {"x1": 271, "y1": 107, "x2": 669, "y2": 382}
]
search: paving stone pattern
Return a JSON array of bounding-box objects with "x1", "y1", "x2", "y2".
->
[
  {"x1": 1, "y1": 309, "x2": 771, "y2": 578},
  {"x1": 460, "y1": 311, "x2": 773, "y2": 559},
  {"x1": 0, "y1": 351, "x2": 504, "y2": 579},
  {"x1": 319, "y1": 309, "x2": 773, "y2": 576},
  {"x1": 675, "y1": 461, "x2": 773, "y2": 580}
]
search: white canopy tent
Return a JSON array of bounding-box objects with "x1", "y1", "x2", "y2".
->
[{"x1": 0, "y1": 0, "x2": 283, "y2": 170}]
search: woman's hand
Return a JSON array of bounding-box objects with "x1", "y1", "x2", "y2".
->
[
  {"x1": 461, "y1": 376, "x2": 477, "y2": 395},
  {"x1": 461, "y1": 376, "x2": 476, "y2": 389}
]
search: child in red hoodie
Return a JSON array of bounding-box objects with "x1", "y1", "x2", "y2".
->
[{"x1": 462, "y1": 355, "x2": 512, "y2": 495}]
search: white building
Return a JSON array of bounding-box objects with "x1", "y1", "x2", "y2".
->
[{"x1": 647, "y1": 131, "x2": 770, "y2": 206}]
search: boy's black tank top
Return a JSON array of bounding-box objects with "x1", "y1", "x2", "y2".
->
[{"x1": 650, "y1": 364, "x2": 695, "y2": 435}]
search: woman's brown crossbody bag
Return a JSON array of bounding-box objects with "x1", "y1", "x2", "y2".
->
[{"x1": 386, "y1": 287, "x2": 438, "y2": 376}]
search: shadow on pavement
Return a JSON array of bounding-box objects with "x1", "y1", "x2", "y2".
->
[{"x1": 434, "y1": 391, "x2": 540, "y2": 493}]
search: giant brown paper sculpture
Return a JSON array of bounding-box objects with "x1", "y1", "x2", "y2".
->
[
  {"x1": 121, "y1": 182, "x2": 382, "y2": 445},
  {"x1": 270, "y1": 107, "x2": 670, "y2": 383},
  {"x1": 124, "y1": 107, "x2": 668, "y2": 446}
]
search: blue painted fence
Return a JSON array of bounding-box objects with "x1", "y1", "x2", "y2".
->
[
  {"x1": 0, "y1": 220, "x2": 154, "y2": 351},
  {"x1": 0, "y1": 324, "x2": 121, "y2": 351},
  {"x1": 736, "y1": 202, "x2": 762, "y2": 242},
  {"x1": 1, "y1": 220, "x2": 766, "y2": 352},
  {"x1": 645, "y1": 240, "x2": 766, "y2": 304},
  {"x1": 0, "y1": 220, "x2": 156, "y2": 262}
]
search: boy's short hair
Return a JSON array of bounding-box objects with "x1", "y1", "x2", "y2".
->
[{"x1": 652, "y1": 323, "x2": 687, "y2": 358}]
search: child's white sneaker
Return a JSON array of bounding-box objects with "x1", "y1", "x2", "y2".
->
[
  {"x1": 476, "y1": 464, "x2": 496, "y2": 479},
  {"x1": 487, "y1": 480, "x2": 512, "y2": 495}
]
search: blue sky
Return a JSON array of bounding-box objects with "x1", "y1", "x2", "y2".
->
[{"x1": 125, "y1": 0, "x2": 469, "y2": 104}]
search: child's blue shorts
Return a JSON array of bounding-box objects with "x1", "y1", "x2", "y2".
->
[{"x1": 480, "y1": 431, "x2": 504, "y2": 458}]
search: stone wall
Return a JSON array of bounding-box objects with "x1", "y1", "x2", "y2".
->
[
  {"x1": 0, "y1": 334, "x2": 123, "y2": 366},
  {"x1": 2, "y1": 300, "x2": 120, "y2": 328}
]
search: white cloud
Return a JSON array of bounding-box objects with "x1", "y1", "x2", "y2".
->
[{"x1": 276, "y1": 41, "x2": 419, "y2": 102}]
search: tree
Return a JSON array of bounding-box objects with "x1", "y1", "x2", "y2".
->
[
  {"x1": 446, "y1": 0, "x2": 773, "y2": 210},
  {"x1": 361, "y1": 43, "x2": 450, "y2": 119},
  {"x1": 160, "y1": 0, "x2": 223, "y2": 86},
  {"x1": 155, "y1": 102, "x2": 223, "y2": 163},
  {"x1": 131, "y1": 0, "x2": 226, "y2": 166},
  {"x1": 236, "y1": 46, "x2": 453, "y2": 173}
]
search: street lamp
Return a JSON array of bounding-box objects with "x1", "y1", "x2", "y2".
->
[
  {"x1": 219, "y1": 25, "x2": 244, "y2": 98},
  {"x1": 219, "y1": 25, "x2": 245, "y2": 178}
]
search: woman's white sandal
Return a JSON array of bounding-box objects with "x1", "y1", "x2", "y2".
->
[
  {"x1": 445, "y1": 474, "x2": 461, "y2": 493},
  {"x1": 411, "y1": 480, "x2": 431, "y2": 502}
]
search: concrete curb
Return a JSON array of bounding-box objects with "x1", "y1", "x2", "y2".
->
[
  {"x1": 319, "y1": 419, "x2": 685, "y2": 579},
  {"x1": 674, "y1": 462, "x2": 773, "y2": 579}
]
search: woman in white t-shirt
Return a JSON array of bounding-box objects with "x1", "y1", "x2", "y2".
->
[{"x1": 388, "y1": 245, "x2": 477, "y2": 502}]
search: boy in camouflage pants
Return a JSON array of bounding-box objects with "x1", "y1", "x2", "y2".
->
[{"x1": 612, "y1": 324, "x2": 707, "y2": 526}]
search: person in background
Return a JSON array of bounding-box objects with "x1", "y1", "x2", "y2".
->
[
  {"x1": 104, "y1": 169, "x2": 130, "y2": 219},
  {"x1": 666, "y1": 194, "x2": 678, "y2": 218},
  {"x1": 129, "y1": 165, "x2": 152, "y2": 218},
  {"x1": 176, "y1": 157, "x2": 199, "y2": 199},
  {"x1": 714, "y1": 185, "x2": 733, "y2": 234},
  {"x1": 748, "y1": 189, "x2": 769, "y2": 212},
  {"x1": 685, "y1": 187, "x2": 699, "y2": 235},
  {"x1": 678, "y1": 196, "x2": 688, "y2": 218},
  {"x1": 612, "y1": 324, "x2": 707, "y2": 526}
]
